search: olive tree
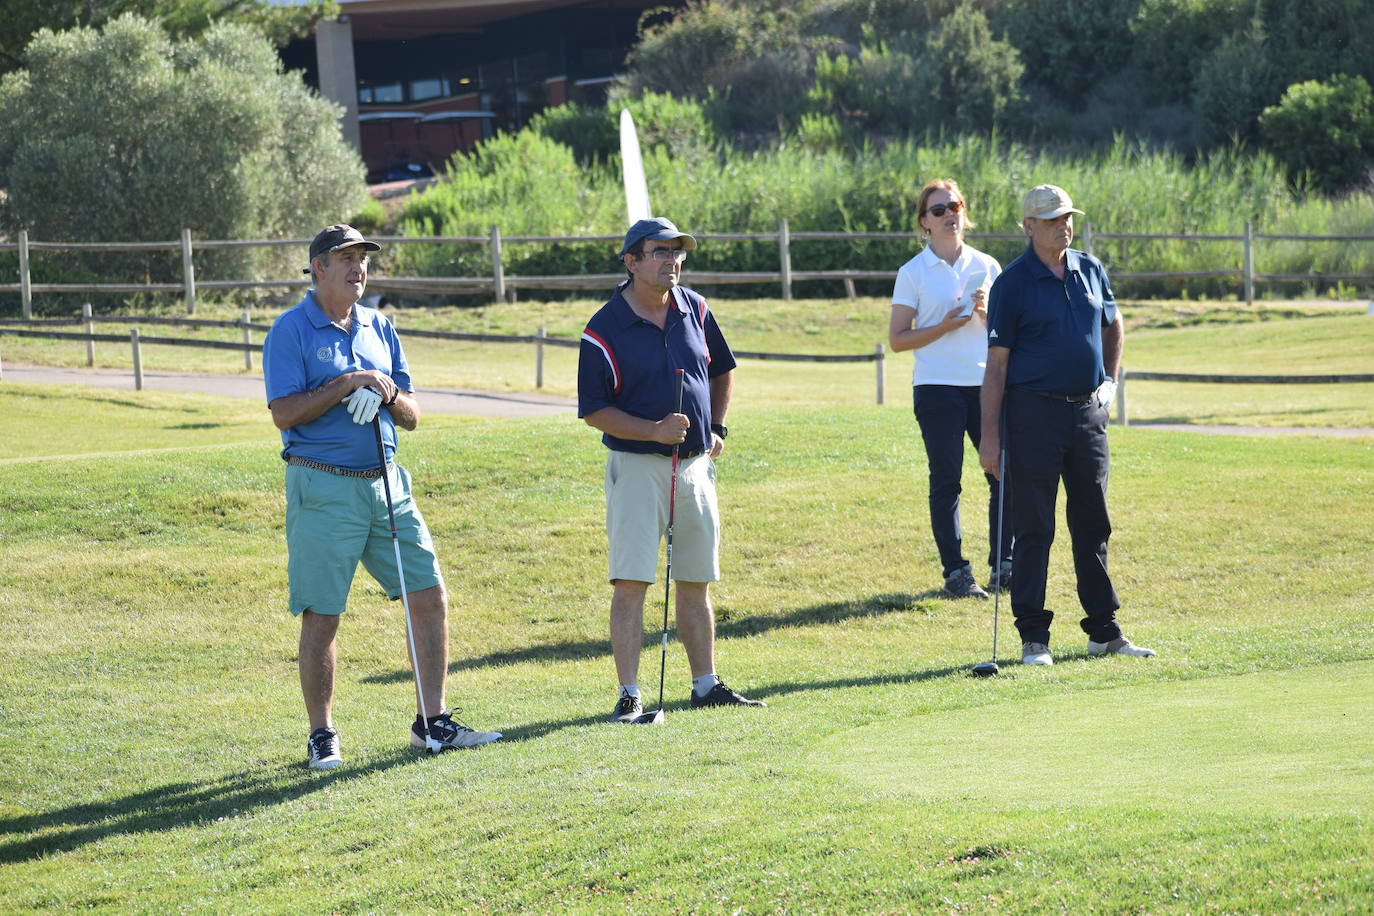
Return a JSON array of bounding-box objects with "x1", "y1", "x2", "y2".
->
[{"x1": 0, "y1": 14, "x2": 366, "y2": 301}]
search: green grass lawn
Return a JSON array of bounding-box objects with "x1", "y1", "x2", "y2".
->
[{"x1": 1, "y1": 384, "x2": 1371, "y2": 912}]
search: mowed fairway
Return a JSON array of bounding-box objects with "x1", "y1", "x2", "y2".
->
[{"x1": 2, "y1": 318, "x2": 1372, "y2": 911}]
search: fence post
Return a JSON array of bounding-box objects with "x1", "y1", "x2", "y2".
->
[
  {"x1": 242, "y1": 310, "x2": 253, "y2": 370},
  {"x1": 181, "y1": 228, "x2": 197, "y2": 315},
  {"x1": 875, "y1": 343, "x2": 885, "y2": 405},
  {"x1": 1082, "y1": 218, "x2": 1094, "y2": 257},
  {"x1": 779, "y1": 218, "x2": 793, "y2": 301},
  {"x1": 535, "y1": 325, "x2": 545, "y2": 388},
  {"x1": 19, "y1": 229, "x2": 32, "y2": 319},
  {"x1": 843, "y1": 277, "x2": 856, "y2": 299},
  {"x1": 490, "y1": 225, "x2": 506, "y2": 304},
  {"x1": 84, "y1": 303, "x2": 95, "y2": 366},
  {"x1": 1243, "y1": 220, "x2": 1254, "y2": 305},
  {"x1": 131, "y1": 328, "x2": 143, "y2": 390},
  {"x1": 1117, "y1": 370, "x2": 1128, "y2": 427}
]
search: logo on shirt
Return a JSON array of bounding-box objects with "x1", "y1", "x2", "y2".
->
[
  {"x1": 316, "y1": 346, "x2": 334, "y2": 362},
  {"x1": 989, "y1": 329, "x2": 999, "y2": 339}
]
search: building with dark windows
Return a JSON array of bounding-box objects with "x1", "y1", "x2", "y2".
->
[{"x1": 276, "y1": 0, "x2": 683, "y2": 183}]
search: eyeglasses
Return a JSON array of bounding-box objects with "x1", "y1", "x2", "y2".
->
[
  {"x1": 641, "y1": 248, "x2": 688, "y2": 263},
  {"x1": 926, "y1": 201, "x2": 965, "y2": 217}
]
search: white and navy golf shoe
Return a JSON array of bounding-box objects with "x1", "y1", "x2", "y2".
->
[{"x1": 411, "y1": 710, "x2": 501, "y2": 751}]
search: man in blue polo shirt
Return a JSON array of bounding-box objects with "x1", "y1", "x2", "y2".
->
[
  {"x1": 263, "y1": 223, "x2": 501, "y2": 768},
  {"x1": 578, "y1": 217, "x2": 765, "y2": 722},
  {"x1": 978, "y1": 186, "x2": 1157, "y2": 667}
]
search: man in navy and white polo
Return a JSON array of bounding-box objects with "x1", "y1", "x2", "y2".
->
[
  {"x1": 979, "y1": 186, "x2": 1157, "y2": 667},
  {"x1": 578, "y1": 217, "x2": 765, "y2": 722}
]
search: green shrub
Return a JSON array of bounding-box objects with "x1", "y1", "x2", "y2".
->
[
  {"x1": 1259, "y1": 74, "x2": 1374, "y2": 194},
  {"x1": 0, "y1": 14, "x2": 366, "y2": 314}
]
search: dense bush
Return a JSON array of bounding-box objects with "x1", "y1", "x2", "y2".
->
[
  {"x1": 1259, "y1": 75, "x2": 1374, "y2": 194},
  {"x1": 0, "y1": 14, "x2": 366, "y2": 312}
]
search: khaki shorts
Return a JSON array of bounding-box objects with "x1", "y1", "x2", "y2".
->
[
  {"x1": 605, "y1": 450, "x2": 719, "y2": 584},
  {"x1": 285, "y1": 463, "x2": 443, "y2": 615}
]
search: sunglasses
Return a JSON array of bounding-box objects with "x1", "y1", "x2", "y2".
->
[{"x1": 926, "y1": 200, "x2": 965, "y2": 217}]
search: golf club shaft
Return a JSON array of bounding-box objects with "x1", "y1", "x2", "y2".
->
[
  {"x1": 373, "y1": 416, "x2": 431, "y2": 738},
  {"x1": 656, "y1": 369, "x2": 685, "y2": 714},
  {"x1": 991, "y1": 410, "x2": 1006, "y2": 661}
]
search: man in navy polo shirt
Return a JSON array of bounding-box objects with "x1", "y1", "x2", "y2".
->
[
  {"x1": 978, "y1": 187, "x2": 1157, "y2": 667},
  {"x1": 578, "y1": 217, "x2": 765, "y2": 722},
  {"x1": 263, "y1": 223, "x2": 501, "y2": 768}
]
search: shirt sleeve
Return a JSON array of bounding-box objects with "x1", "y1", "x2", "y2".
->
[
  {"x1": 263, "y1": 317, "x2": 306, "y2": 405},
  {"x1": 891, "y1": 263, "x2": 917, "y2": 309},
  {"x1": 383, "y1": 317, "x2": 414, "y2": 392},
  {"x1": 577, "y1": 331, "x2": 617, "y2": 418},
  {"x1": 986, "y1": 270, "x2": 1017, "y2": 350},
  {"x1": 703, "y1": 306, "x2": 736, "y2": 378},
  {"x1": 1097, "y1": 262, "x2": 1118, "y2": 327}
]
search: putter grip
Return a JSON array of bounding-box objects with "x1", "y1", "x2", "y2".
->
[{"x1": 674, "y1": 367, "x2": 684, "y2": 412}]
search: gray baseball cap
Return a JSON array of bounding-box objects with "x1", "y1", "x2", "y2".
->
[{"x1": 619, "y1": 217, "x2": 697, "y2": 257}]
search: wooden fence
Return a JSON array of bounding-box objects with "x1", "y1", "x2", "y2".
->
[{"x1": 3, "y1": 222, "x2": 1372, "y2": 318}]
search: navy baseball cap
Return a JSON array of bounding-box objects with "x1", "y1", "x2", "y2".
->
[
  {"x1": 304, "y1": 224, "x2": 381, "y2": 273},
  {"x1": 618, "y1": 217, "x2": 697, "y2": 257}
]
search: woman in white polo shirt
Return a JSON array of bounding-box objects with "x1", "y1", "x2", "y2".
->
[{"x1": 888, "y1": 179, "x2": 1011, "y2": 599}]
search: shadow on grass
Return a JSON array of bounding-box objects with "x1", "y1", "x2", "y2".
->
[
  {"x1": 0, "y1": 749, "x2": 418, "y2": 865},
  {"x1": 361, "y1": 590, "x2": 946, "y2": 686}
]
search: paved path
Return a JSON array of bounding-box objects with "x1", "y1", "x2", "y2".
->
[{"x1": 1, "y1": 364, "x2": 576, "y2": 418}]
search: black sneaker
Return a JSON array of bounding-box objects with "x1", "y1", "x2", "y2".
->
[
  {"x1": 411, "y1": 710, "x2": 501, "y2": 751},
  {"x1": 608, "y1": 692, "x2": 644, "y2": 723},
  {"x1": 307, "y1": 726, "x2": 342, "y2": 770},
  {"x1": 691, "y1": 679, "x2": 767, "y2": 709},
  {"x1": 945, "y1": 564, "x2": 990, "y2": 599}
]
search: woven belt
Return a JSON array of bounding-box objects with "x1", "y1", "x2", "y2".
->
[
  {"x1": 1025, "y1": 389, "x2": 1094, "y2": 403},
  {"x1": 287, "y1": 455, "x2": 387, "y2": 478}
]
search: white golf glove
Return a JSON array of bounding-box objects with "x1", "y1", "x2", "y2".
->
[
  {"x1": 1095, "y1": 377, "x2": 1117, "y2": 410},
  {"x1": 342, "y1": 386, "x2": 383, "y2": 425}
]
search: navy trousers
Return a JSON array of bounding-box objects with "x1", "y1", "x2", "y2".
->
[
  {"x1": 913, "y1": 385, "x2": 1013, "y2": 578},
  {"x1": 1004, "y1": 387, "x2": 1122, "y2": 645}
]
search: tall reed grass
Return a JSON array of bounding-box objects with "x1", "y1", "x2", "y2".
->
[{"x1": 391, "y1": 132, "x2": 1373, "y2": 300}]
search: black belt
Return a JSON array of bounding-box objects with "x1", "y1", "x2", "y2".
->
[
  {"x1": 649, "y1": 448, "x2": 704, "y2": 459},
  {"x1": 1023, "y1": 388, "x2": 1094, "y2": 403},
  {"x1": 287, "y1": 456, "x2": 389, "y2": 478}
]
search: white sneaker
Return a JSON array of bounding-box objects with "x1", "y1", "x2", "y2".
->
[
  {"x1": 1021, "y1": 642, "x2": 1053, "y2": 666},
  {"x1": 1088, "y1": 637, "x2": 1157, "y2": 658}
]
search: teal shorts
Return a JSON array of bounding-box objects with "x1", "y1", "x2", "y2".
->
[{"x1": 284, "y1": 463, "x2": 443, "y2": 616}]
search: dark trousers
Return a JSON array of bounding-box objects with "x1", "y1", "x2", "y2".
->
[
  {"x1": 1004, "y1": 387, "x2": 1121, "y2": 645},
  {"x1": 914, "y1": 385, "x2": 1013, "y2": 578}
]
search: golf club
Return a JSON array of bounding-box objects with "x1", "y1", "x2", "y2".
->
[
  {"x1": 630, "y1": 367, "x2": 685, "y2": 725},
  {"x1": 372, "y1": 414, "x2": 442, "y2": 752},
  {"x1": 972, "y1": 430, "x2": 1006, "y2": 678}
]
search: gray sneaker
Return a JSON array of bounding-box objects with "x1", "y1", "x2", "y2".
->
[
  {"x1": 1021, "y1": 642, "x2": 1053, "y2": 666},
  {"x1": 1088, "y1": 637, "x2": 1157, "y2": 658},
  {"x1": 988, "y1": 560, "x2": 1012, "y2": 594},
  {"x1": 944, "y1": 565, "x2": 989, "y2": 599}
]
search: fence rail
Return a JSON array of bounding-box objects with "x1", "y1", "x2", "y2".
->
[{"x1": 4, "y1": 222, "x2": 1372, "y2": 317}]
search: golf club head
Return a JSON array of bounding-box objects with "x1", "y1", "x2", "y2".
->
[
  {"x1": 629, "y1": 708, "x2": 665, "y2": 725},
  {"x1": 971, "y1": 661, "x2": 1000, "y2": 678},
  {"x1": 425, "y1": 736, "x2": 445, "y2": 754}
]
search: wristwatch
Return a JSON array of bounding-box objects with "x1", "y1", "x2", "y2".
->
[{"x1": 711, "y1": 424, "x2": 728, "y2": 439}]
